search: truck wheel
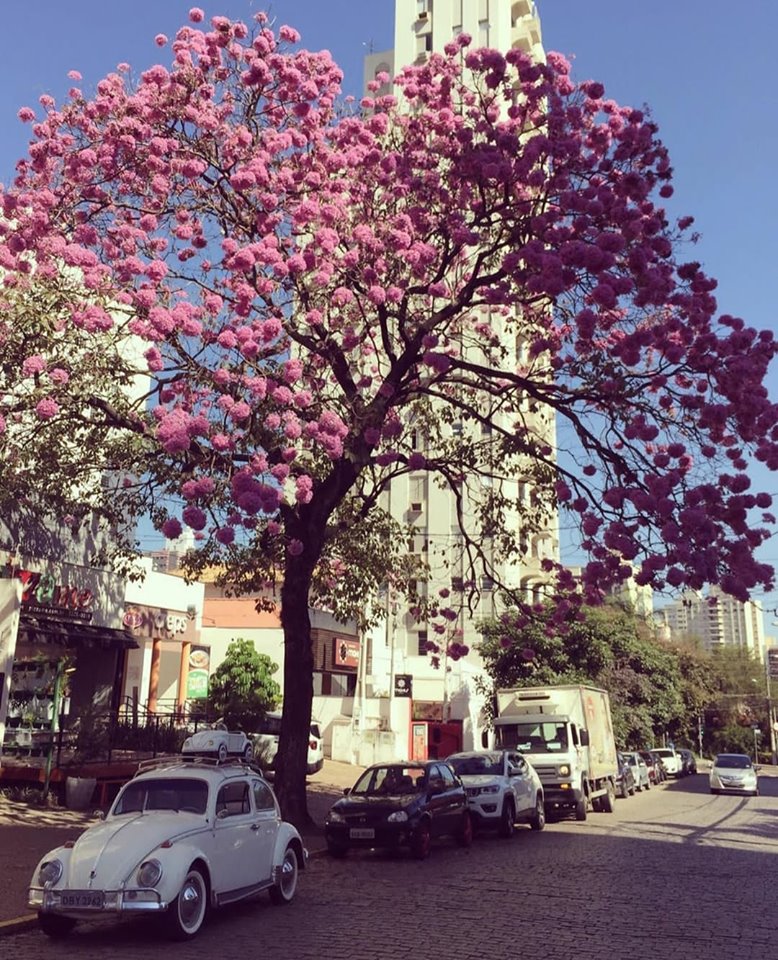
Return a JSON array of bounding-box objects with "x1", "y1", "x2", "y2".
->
[
  {"x1": 601, "y1": 781, "x2": 616, "y2": 813},
  {"x1": 498, "y1": 798, "x2": 515, "y2": 838},
  {"x1": 574, "y1": 790, "x2": 588, "y2": 822}
]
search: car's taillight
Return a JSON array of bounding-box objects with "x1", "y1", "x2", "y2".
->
[{"x1": 309, "y1": 740, "x2": 317, "y2": 750}]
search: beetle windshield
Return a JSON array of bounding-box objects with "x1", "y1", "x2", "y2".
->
[{"x1": 114, "y1": 777, "x2": 208, "y2": 815}]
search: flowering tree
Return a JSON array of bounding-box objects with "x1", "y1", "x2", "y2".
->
[{"x1": 1, "y1": 10, "x2": 777, "y2": 822}]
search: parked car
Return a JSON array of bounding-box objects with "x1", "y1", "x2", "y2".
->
[
  {"x1": 622, "y1": 751, "x2": 651, "y2": 791},
  {"x1": 616, "y1": 753, "x2": 636, "y2": 798},
  {"x1": 446, "y1": 749, "x2": 545, "y2": 836},
  {"x1": 678, "y1": 748, "x2": 698, "y2": 775},
  {"x1": 650, "y1": 747, "x2": 682, "y2": 778},
  {"x1": 325, "y1": 760, "x2": 472, "y2": 859},
  {"x1": 253, "y1": 711, "x2": 324, "y2": 775},
  {"x1": 181, "y1": 721, "x2": 253, "y2": 763},
  {"x1": 29, "y1": 757, "x2": 306, "y2": 940},
  {"x1": 640, "y1": 750, "x2": 666, "y2": 784},
  {"x1": 709, "y1": 753, "x2": 759, "y2": 796}
]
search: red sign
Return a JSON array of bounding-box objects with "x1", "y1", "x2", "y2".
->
[
  {"x1": 16, "y1": 569, "x2": 94, "y2": 622},
  {"x1": 333, "y1": 638, "x2": 360, "y2": 668}
]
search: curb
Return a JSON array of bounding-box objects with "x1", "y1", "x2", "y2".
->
[
  {"x1": 0, "y1": 849, "x2": 332, "y2": 938},
  {"x1": 0, "y1": 914, "x2": 37, "y2": 939}
]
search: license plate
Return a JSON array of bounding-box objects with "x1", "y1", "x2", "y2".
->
[
  {"x1": 60, "y1": 891, "x2": 104, "y2": 909},
  {"x1": 349, "y1": 828, "x2": 375, "y2": 840}
]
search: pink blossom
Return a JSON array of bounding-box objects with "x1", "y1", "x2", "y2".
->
[
  {"x1": 189, "y1": 7, "x2": 204, "y2": 22},
  {"x1": 182, "y1": 506, "x2": 207, "y2": 531},
  {"x1": 162, "y1": 518, "x2": 183, "y2": 539},
  {"x1": 17, "y1": 107, "x2": 35, "y2": 123},
  {"x1": 49, "y1": 368, "x2": 70, "y2": 385},
  {"x1": 22, "y1": 355, "x2": 47, "y2": 377},
  {"x1": 215, "y1": 526, "x2": 235, "y2": 545},
  {"x1": 35, "y1": 397, "x2": 60, "y2": 419},
  {"x1": 155, "y1": 34, "x2": 168, "y2": 46}
]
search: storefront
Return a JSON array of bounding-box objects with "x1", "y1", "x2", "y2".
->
[
  {"x1": 122, "y1": 602, "x2": 206, "y2": 714},
  {"x1": 0, "y1": 551, "x2": 136, "y2": 755}
]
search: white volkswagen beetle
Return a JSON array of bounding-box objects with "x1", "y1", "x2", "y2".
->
[
  {"x1": 29, "y1": 757, "x2": 306, "y2": 940},
  {"x1": 181, "y1": 720, "x2": 253, "y2": 763}
]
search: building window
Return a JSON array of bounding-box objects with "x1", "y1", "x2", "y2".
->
[{"x1": 416, "y1": 630, "x2": 429, "y2": 655}]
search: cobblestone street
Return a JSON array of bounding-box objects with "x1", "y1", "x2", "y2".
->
[{"x1": 7, "y1": 771, "x2": 778, "y2": 960}]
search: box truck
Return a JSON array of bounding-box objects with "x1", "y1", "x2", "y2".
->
[{"x1": 493, "y1": 684, "x2": 618, "y2": 821}]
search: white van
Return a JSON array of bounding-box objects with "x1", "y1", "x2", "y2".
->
[{"x1": 253, "y1": 711, "x2": 324, "y2": 775}]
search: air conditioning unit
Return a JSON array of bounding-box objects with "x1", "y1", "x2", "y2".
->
[
  {"x1": 410, "y1": 502, "x2": 423, "y2": 512},
  {"x1": 418, "y1": 10, "x2": 428, "y2": 20}
]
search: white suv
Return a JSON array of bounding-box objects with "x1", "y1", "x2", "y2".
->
[
  {"x1": 253, "y1": 711, "x2": 324, "y2": 776},
  {"x1": 650, "y1": 747, "x2": 681, "y2": 778},
  {"x1": 446, "y1": 750, "x2": 545, "y2": 837}
]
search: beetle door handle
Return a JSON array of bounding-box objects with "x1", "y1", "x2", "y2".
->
[{"x1": 250, "y1": 823, "x2": 260, "y2": 831}]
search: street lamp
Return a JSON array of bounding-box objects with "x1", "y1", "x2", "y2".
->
[{"x1": 752, "y1": 724, "x2": 761, "y2": 765}]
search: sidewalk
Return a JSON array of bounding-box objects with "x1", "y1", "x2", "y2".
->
[{"x1": 0, "y1": 759, "x2": 363, "y2": 935}]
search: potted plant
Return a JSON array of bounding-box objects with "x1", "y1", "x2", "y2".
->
[{"x1": 64, "y1": 709, "x2": 110, "y2": 811}]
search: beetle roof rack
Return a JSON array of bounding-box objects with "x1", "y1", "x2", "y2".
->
[{"x1": 134, "y1": 754, "x2": 267, "y2": 777}]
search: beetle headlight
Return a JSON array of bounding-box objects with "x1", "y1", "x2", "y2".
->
[
  {"x1": 137, "y1": 859, "x2": 163, "y2": 888},
  {"x1": 559, "y1": 765, "x2": 570, "y2": 776},
  {"x1": 38, "y1": 859, "x2": 63, "y2": 886}
]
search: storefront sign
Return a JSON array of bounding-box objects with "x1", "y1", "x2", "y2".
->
[
  {"x1": 186, "y1": 645, "x2": 210, "y2": 699},
  {"x1": 412, "y1": 700, "x2": 444, "y2": 721},
  {"x1": 333, "y1": 638, "x2": 360, "y2": 669},
  {"x1": 768, "y1": 648, "x2": 778, "y2": 680},
  {"x1": 394, "y1": 674, "x2": 413, "y2": 698},
  {"x1": 123, "y1": 604, "x2": 197, "y2": 643},
  {"x1": 0, "y1": 581, "x2": 22, "y2": 759},
  {"x1": 16, "y1": 569, "x2": 94, "y2": 622}
]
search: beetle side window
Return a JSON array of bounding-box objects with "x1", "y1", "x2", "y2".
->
[
  {"x1": 216, "y1": 781, "x2": 251, "y2": 817},
  {"x1": 251, "y1": 779, "x2": 276, "y2": 812}
]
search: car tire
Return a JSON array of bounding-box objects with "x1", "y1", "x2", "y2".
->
[
  {"x1": 498, "y1": 798, "x2": 515, "y2": 839},
  {"x1": 710, "y1": 788, "x2": 719, "y2": 795},
  {"x1": 574, "y1": 790, "x2": 588, "y2": 822},
  {"x1": 411, "y1": 820, "x2": 432, "y2": 860},
  {"x1": 38, "y1": 914, "x2": 77, "y2": 939},
  {"x1": 217, "y1": 743, "x2": 228, "y2": 763},
  {"x1": 269, "y1": 846, "x2": 299, "y2": 905},
  {"x1": 327, "y1": 841, "x2": 349, "y2": 859},
  {"x1": 243, "y1": 743, "x2": 253, "y2": 762},
  {"x1": 601, "y1": 781, "x2": 616, "y2": 814},
  {"x1": 645, "y1": 779, "x2": 650, "y2": 791},
  {"x1": 530, "y1": 794, "x2": 546, "y2": 832},
  {"x1": 591, "y1": 796, "x2": 602, "y2": 812},
  {"x1": 456, "y1": 811, "x2": 473, "y2": 847},
  {"x1": 628, "y1": 783, "x2": 636, "y2": 796},
  {"x1": 165, "y1": 867, "x2": 208, "y2": 940},
  {"x1": 619, "y1": 780, "x2": 629, "y2": 800}
]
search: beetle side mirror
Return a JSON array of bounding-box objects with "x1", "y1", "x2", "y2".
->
[
  {"x1": 343, "y1": 787, "x2": 351, "y2": 796},
  {"x1": 93, "y1": 809, "x2": 106, "y2": 821}
]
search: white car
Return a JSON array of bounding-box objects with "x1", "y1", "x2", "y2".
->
[
  {"x1": 650, "y1": 747, "x2": 682, "y2": 778},
  {"x1": 29, "y1": 757, "x2": 306, "y2": 940},
  {"x1": 446, "y1": 749, "x2": 545, "y2": 837},
  {"x1": 622, "y1": 751, "x2": 651, "y2": 791},
  {"x1": 182, "y1": 721, "x2": 253, "y2": 763},
  {"x1": 710, "y1": 753, "x2": 759, "y2": 796},
  {"x1": 253, "y1": 711, "x2": 325, "y2": 776}
]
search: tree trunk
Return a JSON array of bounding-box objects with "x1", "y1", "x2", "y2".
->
[{"x1": 273, "y1": 561, "x2": 315, "y2": 828}]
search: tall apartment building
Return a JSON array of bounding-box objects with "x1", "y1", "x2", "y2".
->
[
  {"x1": 361, "y1": 1, "x2": 558, "y2": 734},
  {"x1": 658, "y1": 587, "x2": 766, "y2": 660}
]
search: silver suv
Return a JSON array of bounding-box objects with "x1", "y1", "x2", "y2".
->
[{"x1": 253, "y1": 711, "x2": 324, "y2": 775}]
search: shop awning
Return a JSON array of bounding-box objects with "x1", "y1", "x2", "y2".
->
[{"x1": 19, "y1": 616, "x2": 139, "y2": 650}]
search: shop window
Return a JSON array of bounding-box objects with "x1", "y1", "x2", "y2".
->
[{"x1": 416, "y1": 630, "x2": 429, "y2": 656}]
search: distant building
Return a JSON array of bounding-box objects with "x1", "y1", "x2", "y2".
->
[{"x1": 657, "y1": 587, "x2": 766, "y2": 660}]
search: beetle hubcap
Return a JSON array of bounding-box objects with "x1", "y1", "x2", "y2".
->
[
  {"x1": 280, "y1": 852, "x2": 297, "y2": 895},
  {"x1": 179, "y1": 876, "x2": 203, "y2": 929}
]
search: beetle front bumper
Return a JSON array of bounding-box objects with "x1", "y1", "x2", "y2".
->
[{"x1": 29, "y1": 886, "x2": 169, "y2": 915}]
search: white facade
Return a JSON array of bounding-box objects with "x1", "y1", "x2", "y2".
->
[
  {"x1": 658, "y1": 587, "x2": 766, "y2": 660},
  {"x1": 358, "y1": 0, "x2": 556, "y2": 744}
]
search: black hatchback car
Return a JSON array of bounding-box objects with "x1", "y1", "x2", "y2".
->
[{"x1": 325, "y1": 760, "x2": 472, "y2": 859}]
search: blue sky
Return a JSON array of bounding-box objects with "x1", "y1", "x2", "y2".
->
[{"x1": 2, "y1": 1, "x2": 777, "y2": 613}]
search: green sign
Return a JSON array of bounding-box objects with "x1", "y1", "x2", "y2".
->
[{"x1": 186, "y1": 669, "x2": 209, "y2": 699}]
